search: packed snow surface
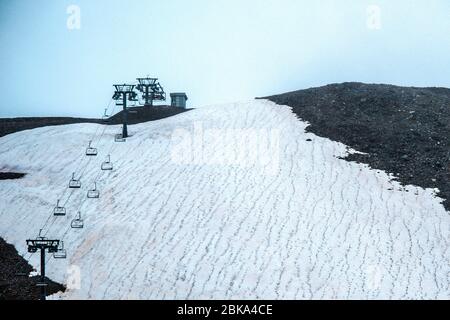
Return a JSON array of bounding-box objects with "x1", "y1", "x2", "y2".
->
[{"x1": 0, "y1": 99, "x2": 448, "y2": 299}]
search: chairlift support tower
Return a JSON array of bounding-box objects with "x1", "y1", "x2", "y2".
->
[
  {"x1": 136, "y1": 77, "x2": 166, "y2": 107},
  {"x1": 26, "y1": 230, "x2": 60, "y2": 301},
  {"x1": 112, "y1": 84, "x2": 137, "y2": 138}
]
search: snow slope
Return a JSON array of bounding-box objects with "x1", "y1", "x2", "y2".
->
[{"x1": 0, "y1": 99, "x2": 448, "y2": 299}]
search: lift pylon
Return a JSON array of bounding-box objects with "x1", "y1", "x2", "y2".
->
[
  {"x1": 26, "y1": 229, "x2": 60, "y2": 300},
  {"x1": 112, "y1": 84, "x2": 137, "y2": 138}
]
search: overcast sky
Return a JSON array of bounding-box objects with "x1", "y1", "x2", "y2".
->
[{"x1": 0, "y1": 0, "x2": 449, "y2": 117}]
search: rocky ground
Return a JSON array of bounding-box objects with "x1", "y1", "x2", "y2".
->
[
  {"x1": 263, "y1": 82, "x2": 450, "y2": 211},
  {"x1": 0, "y1": 238, "x2": 65, "y2": 300}
]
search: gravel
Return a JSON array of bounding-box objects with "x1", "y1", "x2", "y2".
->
[
  {"x1": 0, "y1": 173, "x2": 26, "y2": 180},
  {"x1": 262, "y1": 82, "x2": 450, "y2": 211},
  {"x1": 0, "y1": 237, "x2": 65, "y2": 300}
]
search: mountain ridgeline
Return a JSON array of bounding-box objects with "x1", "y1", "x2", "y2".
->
[{"x1": 263, "y1": 82, "x2": 450, "y2": 211}]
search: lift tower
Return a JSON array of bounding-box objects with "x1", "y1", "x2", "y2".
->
[
  {"x1": 136, "y1": 77, "x2": 166, "y2": 107},
  {"x1": 112, "y1": 84, "x2": 138, "y2": 138},
  {"x1": 26, "y1": 231, "x2": 60, "y2": 300}
]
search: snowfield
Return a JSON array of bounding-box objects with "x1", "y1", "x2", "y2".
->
[{"x1": 0, "y1": 99, "x2": 448, "y2": 299}]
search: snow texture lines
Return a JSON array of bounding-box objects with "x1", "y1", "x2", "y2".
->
[{"x1": 0, "y1": 99, "x2": 448, "y2": 299}]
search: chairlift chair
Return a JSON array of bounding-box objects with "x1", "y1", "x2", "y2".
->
[
  {"x1": 27, "y1": 230, "x2": 42, "y2": 253},
  {"x1": 71, "y1": 212, "x2": 84, "y2": 229},
  {"x1": 112, "y1": 91, "x2": 121, "y2": 100},
  {"x1": 69, "y1": 172, "x2": 81, "y2": 189},
  {"x1": 87, "y1": 182, "x2": 100, "y2": 199},
  {"x1": 101, "y1": 155, "x2": 113, "y2": 171},
  {"x1": 86, "y1": 140, "x2": 98, "y2": 156},
  {"x1": 28, "y1": 246, "x2": 38, "y2": 253},
  {"x1": 53, "y1": 199, "x2": 66, "y2": 216},
  {"x1": 53, "y1": 241, "x2": 67, "y2": 259}
]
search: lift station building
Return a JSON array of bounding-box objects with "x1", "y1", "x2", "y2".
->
[{"x1": 170, "y1": 93, "x2": 188, "y2": 109}]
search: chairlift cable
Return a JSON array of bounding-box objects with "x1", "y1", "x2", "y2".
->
[
  {"x1": 42, "y1": 154, "x2": 94, "y2": 237},
  {"x1": 37, "y1": 98, "x2": 113, "y2": 237}
]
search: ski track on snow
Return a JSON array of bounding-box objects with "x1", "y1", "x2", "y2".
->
[{"x1": 0, "y1": 99, "x2": 448, "y2": 299}]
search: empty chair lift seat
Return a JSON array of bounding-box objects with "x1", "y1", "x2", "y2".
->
[
  {"x1": 71, "y1": 212, "x2": 84, "y2": 229},
  {"x1": 69, "y1": 173, "x2": 81, "y2": 188},
  {"x1": 53, "y1": 199, "x2": 66, "y2": 216}
]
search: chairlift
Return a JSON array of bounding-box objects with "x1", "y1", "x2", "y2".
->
[
  {"x1": 101, "y1": 155, "x2": 113, "y2": 171},
  {"x1": 102, "y1": 109, "x2": 110, "y2": 123},
  {"x1": 87, "y1": 182, "x2": 100, "y2": 199},
  {"x1": 129, "y1": 91, "x2": 138, "y2": 102},
  {"x1": 71, "y1": 212, "x2": 84, "y2": 229},
  {"x1": 53, "y1": 241, "x2": 67, "y2": 259},
  {"x1": 115, "y1": 133, "x2": 126, "y2": 142},
  {"x1": 15, "y1": 271, "x2": 29, "y2": 277},
  {"x1": 53, "y1": 199, "x2": 66, "y2": 216},
  {"x1": 36, "y1": 282, "x2": 48, "y2": 287},
  {"x1": 69, "y1": 172, "x2": 81, "y2": 189},
  {"x1": 86, "y1": 140, "x2": 98, "y2": 156}
]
